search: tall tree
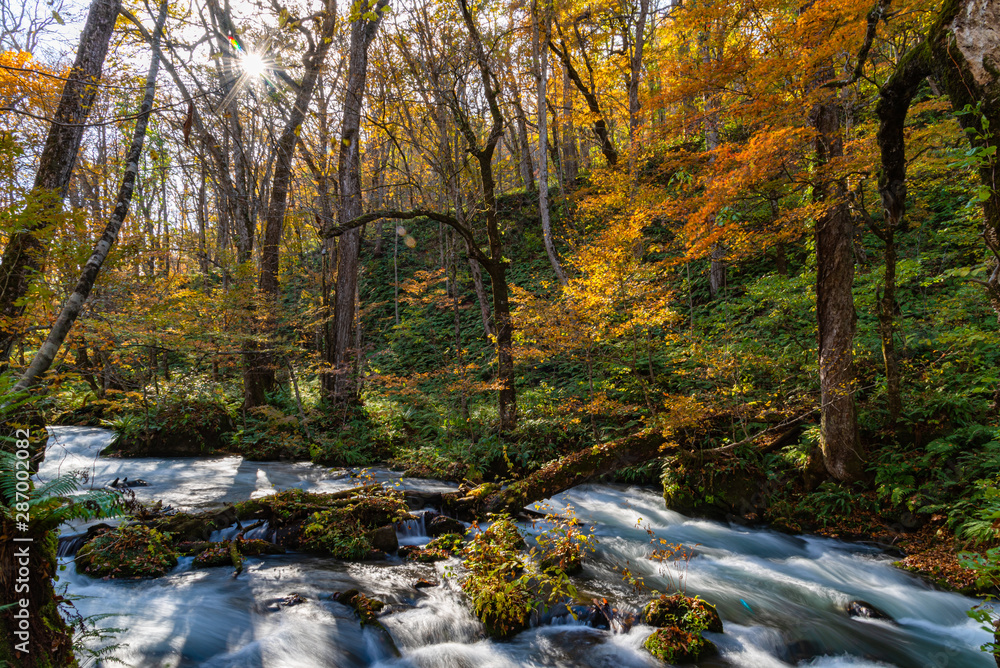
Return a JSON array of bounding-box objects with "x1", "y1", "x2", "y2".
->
[
  {"x1": 533, "y1": 0, "x2": 567, "y2": 285},
  {"x1": 330, "y1": 0, "x2": 390, "y2": 401},
  {"x1": 326, "y1": 0, "x2": 520, "y2": 430},
  {"x1": 14, "y1": 0, "x2": 169, "y2": 393},
  {"x1": 0, "y1": 0, "x2": 120, "y2": 364}
]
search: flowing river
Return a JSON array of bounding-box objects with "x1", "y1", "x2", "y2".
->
[{"x1": 39, "y1": 426, "x2": 993, "y2": 668}]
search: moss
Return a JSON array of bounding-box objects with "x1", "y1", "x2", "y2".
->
[
  {"x1": 192, "y1": 539, "x2": 285, "y2": 567},
  {"x1": 334, "y1": 589, "x2": 386, "y2": 626},
  {"x1": 644, "y1": 626, "x2": 716, "y2": 664},
  {"x1": 643, "y1": 594, "x2": 723, "y2": 633},
  {"x1": 298, "y1": 492, "x2": 411, "y2": 558},
  {"x1": 405, "y1": 533, "x2": 464, "y2": 563},
  {"x1": 151, "y1": 507, "x2": 236, "y2": 542},
  {"x1": 0, "y1": 519, "x2": 77, "y2": 668},
  {"x1": 300, "y1": 514, "x2": 374, "y2": 558},
  {"x1": 234, "y1": 488, "x2": 337, "y2": 523},
  {"x1": 76, "y1": 525, "x2": 178, "y2": 578}
]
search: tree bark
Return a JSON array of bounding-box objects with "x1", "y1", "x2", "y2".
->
[
  {"x1": 873, "y1": 43, "x2": 933, "y2": 432},
  {"x1": 925, "y1": 2, "x2": 1000, "y2": 320},
  {"x1": 14, "y1": 1, "x2": 168, "y2": 394},
  {"x1": 511, "y1": 91, "x2": 536, "y2": 192},
  {"x1": 0, "y1": 0, "x2": 120, "y2": 364},
  {"x1": 561, "y1": 66, "x2": 579, "y2": 184},
  {"x1": 873, "y1": 1, "x2": 1000, "y2": 422},
  {"x1": 533, "y1": 1, "x2": 567, "y2": 286},
  {"x1": 813, "y1": 99, "x2": 864, "y2": 482},
  {"x1": 331, "y1": 0, "x2": 389, "y2": 402},
  {"x1": 627, "y1": 0, "x2": 649, "y2": 145},
  {"x1": 245, "y1": 2, "x2": 337, "y2": 407}
]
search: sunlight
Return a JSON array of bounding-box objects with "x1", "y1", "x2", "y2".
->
[{"x1": 240, "y1": 51, "x2": 268, "y2": 78}]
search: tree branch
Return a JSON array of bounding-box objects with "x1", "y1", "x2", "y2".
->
[{"x1": 323, "y1": 209, "x2": 490, "y2": 265}]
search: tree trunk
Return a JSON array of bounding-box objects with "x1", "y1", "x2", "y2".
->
[
  {"x1": 873, "y1": 1, "x2": 1000, "y2": 423},
  {"x1": 0, "y1": 0, "x2": 120, "y2": 364},
  {"x1": 813, "y1": 100, "x2": 863, "y2": 482},
  {"x1": 627, "y1": 0, "x2": 649, "y2": 145},
  {"x1": 561, "y1": 66, "x2": 579, "y2": 184},
  {"x1": 14, "y1": 1, "x2": 167, "y2": 394},
  {"x1": 246, "y1": 4, "x2": 337, "y2": 407},
  {"x1": 548, "y1": 34, "x2": 618, "y2": 167},
  {"x1": 533, "y1": 2, "x2": 567, "y2": 286},
  {"x1": 331, "y1": 0, "x2": 388, "y2": 403},
  {"x1": 872, "y1": 42, "x2": 930, "y2": 432},
  {"x1": 512, "y1": 91, "x2": 536, "y2": 192}
]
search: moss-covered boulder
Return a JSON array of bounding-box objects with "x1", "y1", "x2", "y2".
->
[
  {"x1": 643, "y1": 593, "x2": 723, "y2": 633},
  {"x1": 333, "y1": 589, "x2": 386, "y2": 626},
  {"x1": 428, "y1": 514, "x2": 466, "y2": 537},
  {"x1": 150, "y1": 507, "x2": 237, "y2": 543},
  {"x1": 103, "y1": 399, "x2": 236, "y2": 457},
  {"x1": 296, "y1": 492, "x2": 411, "y2": 558},
  {"x1": 644, "y1": 626, "x2": 716, "y2": 664},
  {"x1": 300, "y1": 513, "x2": 375, "y2": 559},
  {"x1": 192, "y1": 539, "x2": 284, "y2": 568},
  {"x1": 76, "y1": 525, "x2": 178, "y2": 578}
]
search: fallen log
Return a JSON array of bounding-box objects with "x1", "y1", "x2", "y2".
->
[
  {"x1": 443, "y1": 429, "x2": 673, "y2": 519},
  {"x1": 443, "y1": 409, "x2": 811, "y2": 520}
]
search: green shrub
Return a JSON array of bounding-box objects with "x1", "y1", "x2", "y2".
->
[
  {"x1": 460, "y1": 516, "x2": 533, "y2": 638},
  {"x1": 643, "y1": 593, "x2": 723, "y2": 633}
]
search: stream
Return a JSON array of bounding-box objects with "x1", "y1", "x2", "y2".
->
[{"x1": 39, "y1": 426, "x2": 994, "y2": 668}]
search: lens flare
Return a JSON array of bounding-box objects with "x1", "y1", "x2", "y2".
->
[{"x1": 241, "y1": 52, "x2": 268, "y2": 78}]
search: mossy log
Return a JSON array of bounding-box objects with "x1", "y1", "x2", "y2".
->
[{"x1": 443, "y1": 429, "x2": 672, "y2": 519}]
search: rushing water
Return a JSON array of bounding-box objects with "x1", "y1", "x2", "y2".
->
[{"x1": 39, "y1": 426, "x2": 994, "y2": 667}]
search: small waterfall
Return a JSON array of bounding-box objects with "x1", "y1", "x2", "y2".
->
[
  {"x1": 396, "y1": 509, "x2": 432, "y2": 546},
  {"x1": 57, "y1": 533, "x2": 88, "y2": 557},
  {"x1": 208, "y1": 521, "x2": 272, "y2": 542}
]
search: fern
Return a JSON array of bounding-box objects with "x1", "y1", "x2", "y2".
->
[{"x1": 0, "y1": 451, "x2": 124, "y2": 530}]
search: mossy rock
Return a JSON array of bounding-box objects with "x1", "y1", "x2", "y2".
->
[
  {"x1": 399, "y1": 540, "x2": 460, "y2": 561},
  {"x1": 334, "y1": 589, "x2": 385, "y2": 626},
  {"x1": 426, "y1": 533, "x2": 464, "y2": 553},
  {"x1": 460, "y1": 516, "x2": 532, "y2": 639},
  {"x1": 151, "y1": 507, "x2": 237, "y2": 543},
  {"x1": 643, "y1": 594, "x2": 723, "y2": 633},
  {"x1": 299, "y1": 496, "x2": 410, "y2": 558},
  {"x1": 193, "y1": 539, "x2": 284, "y2": 567},
  {"x1": 300, "y1": 513, "x2": 373, "y2": 558},
  {"x1": 235, "y1": 489, "x2": 411, "y2": 557},
  {"x1": 428, "y1": 515, "x2": 466, "y2": 537},
  {"x1": 644, "y1": 626, "x2": 716, "y2": 664},
  {"x1": 104, "y1": 400, "x2": 236, "y2": 457},
  {"x1": 76, "y1": 525, "x2": 178, "y2": 578},
  {"x1": 234, "y1": 489, "x2": 338, "y2": 525}
]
